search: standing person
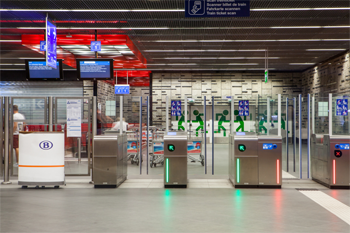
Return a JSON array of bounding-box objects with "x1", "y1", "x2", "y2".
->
[{"x1": 13, "y1": 105, "x2": 25, "y2": 166}]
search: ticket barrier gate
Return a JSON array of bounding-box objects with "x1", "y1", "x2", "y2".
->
[
  {"x1": 311, "y1": 134, "x2": 350, "y2": 189},
  {"x1": 93, "y1": 134, "x2": 127, "y2": 188},
  {"x1": 229, "y1": 133, "x2": 282, "y2": 188},
  {"x1": 164, "y1": 132, "x2": 188, "y2": 188}
]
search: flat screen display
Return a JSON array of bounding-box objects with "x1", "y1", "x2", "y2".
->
[
  {"x1": 77, "y1": 59, "x2": 114, "y2": 80},
  {"x1": 25, "y1": 60, "x2": 63, "y2": 80}
]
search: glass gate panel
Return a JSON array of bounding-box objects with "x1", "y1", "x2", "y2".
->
[{"x1": 55, "y1": 97, "x2": 91, "y2": 176}]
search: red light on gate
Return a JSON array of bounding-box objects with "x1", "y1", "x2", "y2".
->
[
  {"x1": 277, "y1": 159, "x2": 280, "y2": 184},
  {"x1": 333, "y1": 160, "x2": 336, "y2": 184}
]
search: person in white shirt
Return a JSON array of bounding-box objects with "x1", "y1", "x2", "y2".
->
[
  {"x1": 13, "y1": 105, "x2": 25, "y2": 166},
  {"x1": 111, "y1": 117, "x2": 128, "y2": 132}
]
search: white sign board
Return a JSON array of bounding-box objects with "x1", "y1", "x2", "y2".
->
[{"x1": 66, "y1": 99, "x2": 82, "y2": 137}]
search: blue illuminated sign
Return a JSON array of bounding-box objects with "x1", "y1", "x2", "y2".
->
[
  {"x1": 185, "y1": 0, "x2": 250, "y2": 17},
  {"x1": 46, "y1": 18, "x2": 57, "y2": 69},
  {"x1": 336, "y1": 144, "x2": 349, "y2": 150},
  {"x1": 40, "y1": 41, "x2": 46, "y2": 51},
  {"x1": 336, "y1": 99, "x2": 348, "y2": 116},
  {"x1": 91, "y1": 41, "x2": 101, "y2": 52},
  {"x1": 239, "y1": 100, "x2": 249, "y2": 116},
  {"x1": 79, "y1": 61, "x2": 111, "y2": 79},
  {"x1": 114, "y1": 85, "x2": 130, "y2": 94},
  {"x1": 171, "y1": 100, "x2": 182, "y2": 116},
  {"x1": 263, "y1": 143, "x2": 277, "y2": 150}
]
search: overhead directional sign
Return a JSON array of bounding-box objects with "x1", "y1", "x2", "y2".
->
[
  {"x1": 91, "y1": 41, "x2": 102, "y2": 52},
  {"x1": 185, "y1": 0, "x2": 250, "y2": 17},
  {"x1": 40, "y1": 41, "x2": 46, "y2": 51},
  {"x1": 46, "y1": 18, "x2": 57, "y2": 69},
  {"x1": 115, "y1": 84, "x2": 130, "y2": 94}
]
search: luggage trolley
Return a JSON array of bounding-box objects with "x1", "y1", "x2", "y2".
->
[
  {"x1": 188, "y1": 132, "x2": 205, "y2": 166},
  {"x1": 150, "y1": 131, "x2": 165, "y2": 167},
  {"x1": 126, "y1": 130, "x2": 146, "y2": 165}
]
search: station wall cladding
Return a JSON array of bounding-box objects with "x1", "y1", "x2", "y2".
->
[
  {"x1": 301, "y1": 51, "x2": 350, "y2": 96},
  {"x1": 152, "y1": 72, "x2": 302, "y2": 127}
]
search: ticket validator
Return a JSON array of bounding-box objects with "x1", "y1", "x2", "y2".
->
[
  {"x1": 229, "y1": 133, "x2": 282, "y2": 188},
  {"x1": 164, "y1": 132, "x2": 188, "y2": 188},
  {"x1": 311, "y1": 134, "x2": 349, "y2": 189}
]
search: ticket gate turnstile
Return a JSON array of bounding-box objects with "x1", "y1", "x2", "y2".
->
[
  {"x1": 229, "y1": 133, "x2": 282, "y2": 188},
  {"x1": 311, "y1": 134, "x2": 350, "y2": 189},
  {"x1": 164, "y1": 132, "x2": 188, "y2": 188}
]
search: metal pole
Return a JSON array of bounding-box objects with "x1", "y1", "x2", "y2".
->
[
  {"x1": 348, "y1": 96, "x2": 350, "y2": 135},
  {"x1": 293, "y1": 97, "x2": 296, "y2": 172},
  {"x1": 49, "y1": 96, "x2": 53, "y2": 131},
  {"x1": 286, "y1": 97, "x2": 289, "y2": 172},
  {"x1": 92, "y1": 96, "x2": 97, "y2": 137},
  {"x1": 95, "y1": 30, "x2": 98, "y2": 59},
  {"x1": 267, "y1": 97, "x2": 270, "y2": 135},
  {"x1": 204, "y1": 96, "x2": 207, "y2": 174},
  {"x1": 278, "y1": 94, "x2": 281, "y2": 137},
  {"x1": 120, "y1": 96, "x2": 123, "y2": 135},
  {"x1": 307, "y1": 94, "x2": 310, "y2": 179},
  {"x1": 185, "y1": 97, "x2": 188, "y2": 132},
  {"x1": 2, "y1": 97, "x2": 11, "y2": 184},
  {"x1": 299, "y1": 94, "x2": 302, "y2": 179},
  {"x1": 147, "y1": 96, "x2": 149, "y2": 175},
  {"x1": 231, "y1": 96, "x2": 234, "y2": 134},
  {"x1": 312, "y1": 95, "x2": 315, "y2": 134},
  {"x1": 212, "y1": 96, "x2": 214, "y2": 175},
  {"x1": 165, "y1": 96, "x2": 169, "y2": 133},
  {"x1": 329, "y1": 93, "x2": 332, "y2": 136},
  {"x1": 77, "y1": 137, "x2": 81, "y2": 163},
  {"x1": 139, "y1": 96, "x2": 142, "y2": 175}
]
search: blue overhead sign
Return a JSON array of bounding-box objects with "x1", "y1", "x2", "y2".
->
[
  {"x1": 46, "y1": 18, "x2": 57, "y2": 69},
  {"x1": 40, "y1": 41, "x2": 46, "y2": 51},
  {"x1": 115, "y1": 84, "x2": 130, "y2": 94},
  {"x1": 185, "y1": 0, "x2": 250, "y2": 17},
  {"x1": 91, "y1": 41, "x2": 102, "y2": 52},
  {"x1": 336, "y1": 99, "x2": 348, "y2": 116}
]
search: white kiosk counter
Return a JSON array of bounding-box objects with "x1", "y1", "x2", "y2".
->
[{"x1": 18, "y1": 131, "x2": 65, "y2": 188}]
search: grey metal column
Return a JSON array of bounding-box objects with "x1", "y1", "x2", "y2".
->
[
  {"x1": 139, "y1": 96, "x2": 142, "y2": 174},
  {"x1": 328, "y1": 93, "x2": 332, "y2": 136},
  {"x1": 120, "y1": 96, "x2": 123, "y2": 135},
  {"x1": 92, "y1": 96, "x2": 97, "y2": 137},
  {"x1": 0, "y1": 97, "x2": 3, "y2": 177},
  {"x1": 212, "y1": 96, "x2": 214, "y2": 175},
  {"x1": 184, "y1": 97, "x2": 188, "y2": 132},
  {"x1": 48, "y1": 96, "x2": 53, "y2": 131},
  {"x1": 2, "y1": 97, "x2": 12, "y2": 184},
  {"x1": 204, "y1": 96, "x2": 207, "y2": 174},
  {"x1": 77, "y1": 137, "x2": 81, "y2": 163},
  {"x1": 293, "y1": 97, "x2": 296, "y2": 172},
  {"x1": 298, "y1": 94, "x2": 302, "y2": 179},
  {"x1": 307, "y1": 94, "x2": 310, "y2": 178},
  {"x1": 146, "y1": 96, "x2": 149, "y2": 175},
  {"x1": 286, "y1": 97, "x2": 289, "y2": 172},
  {"x1": 165, "y1": 96, "x2": 169, "y2": 133},
  {"x1": 267, "y1": 97, "x2": 270, "y2": 135},
  {"x1": 231, "y1": 96, "x2": 234, "y2": 134}
]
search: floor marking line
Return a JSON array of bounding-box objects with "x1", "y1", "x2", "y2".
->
[{"x1": 299, "y1": 191, "x2": 350, "y2": 225}]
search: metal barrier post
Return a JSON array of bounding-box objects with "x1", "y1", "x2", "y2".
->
[
  {"x1": 267, "y1": 97, "x2": 270, "y2": 135},
  {"x1": 212, "y1": 96, "x2": 214, "y2": 175},
  {"x1": 49, "y1": 96, "x2": 53, "y2": 131},
  {"x1": 165, "y1": 96, "x2": 169, "y2": 133},
  {"x1": 204, "y1": 96, "x2": 207, "y2": 174},
  {"x1": 286, "y1": 97, "x2": 289, "y2": 172},
  {"x1": 146, "y1": 96, "x2": 149, "y2": 175},
  {"x1": 307, "y1": 94, "x2": 311, "y2": 178},
  {"x1": 293, "y1": 97, "x2": 296, "y2": 172},
  {"x1": 120, "y1": 96, "x2": 123, "y2": 135},
  {"x1": 231, "y1": 96, "x2": 234, "y2": 134},
  {"x1": 92, "y1": 96, "x2": 97, "y2": 137},
  {"x1": 278, "y1": 94, "x2": 281, "y2": 137},
  {"x1": 329, "y1": 93, "x2": 332, "y2": 136},
  {"x1": 185, "y1": 97, "x2": 188, "y2": 132},
  {"x1": 2, "y1": 97, "x2": 12, "y2": 184},
  {"x1": 77, "y1": 137, "x2": 81, "y2": 163},
  {"x1": 139, "y1": 96, "x2": 142, "y2": 174},
  {"x1": 298, "y1": 94, "x2": 302, "y2": 179}
]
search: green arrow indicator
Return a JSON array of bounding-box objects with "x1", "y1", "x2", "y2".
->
[
  {"x1": 168, "y1": 144, "x2": 175, "y2": 151},
  {"x1": 238, "y1": 144, "x2": 246, "y2": 152}
]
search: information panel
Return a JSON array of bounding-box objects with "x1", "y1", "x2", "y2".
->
[
  {"x1": 336, "y1": 99, "x2": 348, "y2": 116},
  {"x1": 46, "y1": 18, "x2": 57, "y2": 69},
  {"x1": 185, "y1": 0, "x2": 250, "y2": 17},
  {"x1": 79, "y1": 61, "x2": 111, "y2": 79},
  {"x1": 28, "y1": 61, "x2": 60, "y2": 79},
  {"x1": 66, "y1": 100, "x2": 82, "y2": 137}
]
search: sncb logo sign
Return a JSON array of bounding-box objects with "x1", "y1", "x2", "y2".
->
[{"x1": 39, "y1": 141, "x2": 53, "y2": 150}]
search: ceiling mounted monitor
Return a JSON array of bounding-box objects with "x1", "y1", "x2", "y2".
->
[
  {"x1": 76, "y1": 59, "x2": 114, "y2": 80},
  {"x1": 25, "y1": 59, "x2": 63, "y2": 81}
]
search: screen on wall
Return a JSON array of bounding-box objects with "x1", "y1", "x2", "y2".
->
[
  {"x1": 25, "y1": 60, "x2": 63, "y2": 80},
  {"x1": 76, "y1": 59, "x2": 114, "y2": 80}
]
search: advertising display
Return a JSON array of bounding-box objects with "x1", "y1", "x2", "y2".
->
[
  {"x1": 171, "y1": 100, "x2": 182, "y2": 116},
  {"x1": 127, "y1": 141, "x2": 138, "y2": 153},
  {"x1": 238, "y1": 100, "x2": 249, "y2": 116},
  {"x1": 46, "y1": 18, "x2": 57, "y2": 69},
  {"x1": 336, "y1": 99, "x2": 348, "y2": 116},
  {"x1": 187, "y1": 141, "x2": 201, "y2": 154},
  {"x1": 153, "y1": 142, "x2": 164, "y2": 155}
]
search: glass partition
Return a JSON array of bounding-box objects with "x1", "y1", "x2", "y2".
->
[{"x1": 332, "y1": 95, "x2": 349, "y2": 135}]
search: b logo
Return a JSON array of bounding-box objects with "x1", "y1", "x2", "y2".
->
[{"x1": 39, "y1": 141, "x2": 53, "y2": 150}]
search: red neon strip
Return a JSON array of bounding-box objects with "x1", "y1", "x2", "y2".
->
[
  {"x1": 333, "y1": 160, "x2": 336, "y2": 184},
  {"x1": 277, "y1": 159, "x2": 280, "y2": 184}
]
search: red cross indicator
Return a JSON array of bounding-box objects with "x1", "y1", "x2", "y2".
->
[{"x1": 334, "y1": 150, "x2": 342, "y2": 158}]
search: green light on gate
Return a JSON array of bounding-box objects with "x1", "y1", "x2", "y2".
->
[
  {"x1": 238, "y1": 144, "x2": 246, "y2": 152},
  {"x1": 168, "y1": 144, "x2": 175, "y2": 151},
  {"x1": 166, "y1": 158, "x2": 169, "y2": 183},
  {"x1": 237, "y1": 158, "x2": 240, "y2": 183}
]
